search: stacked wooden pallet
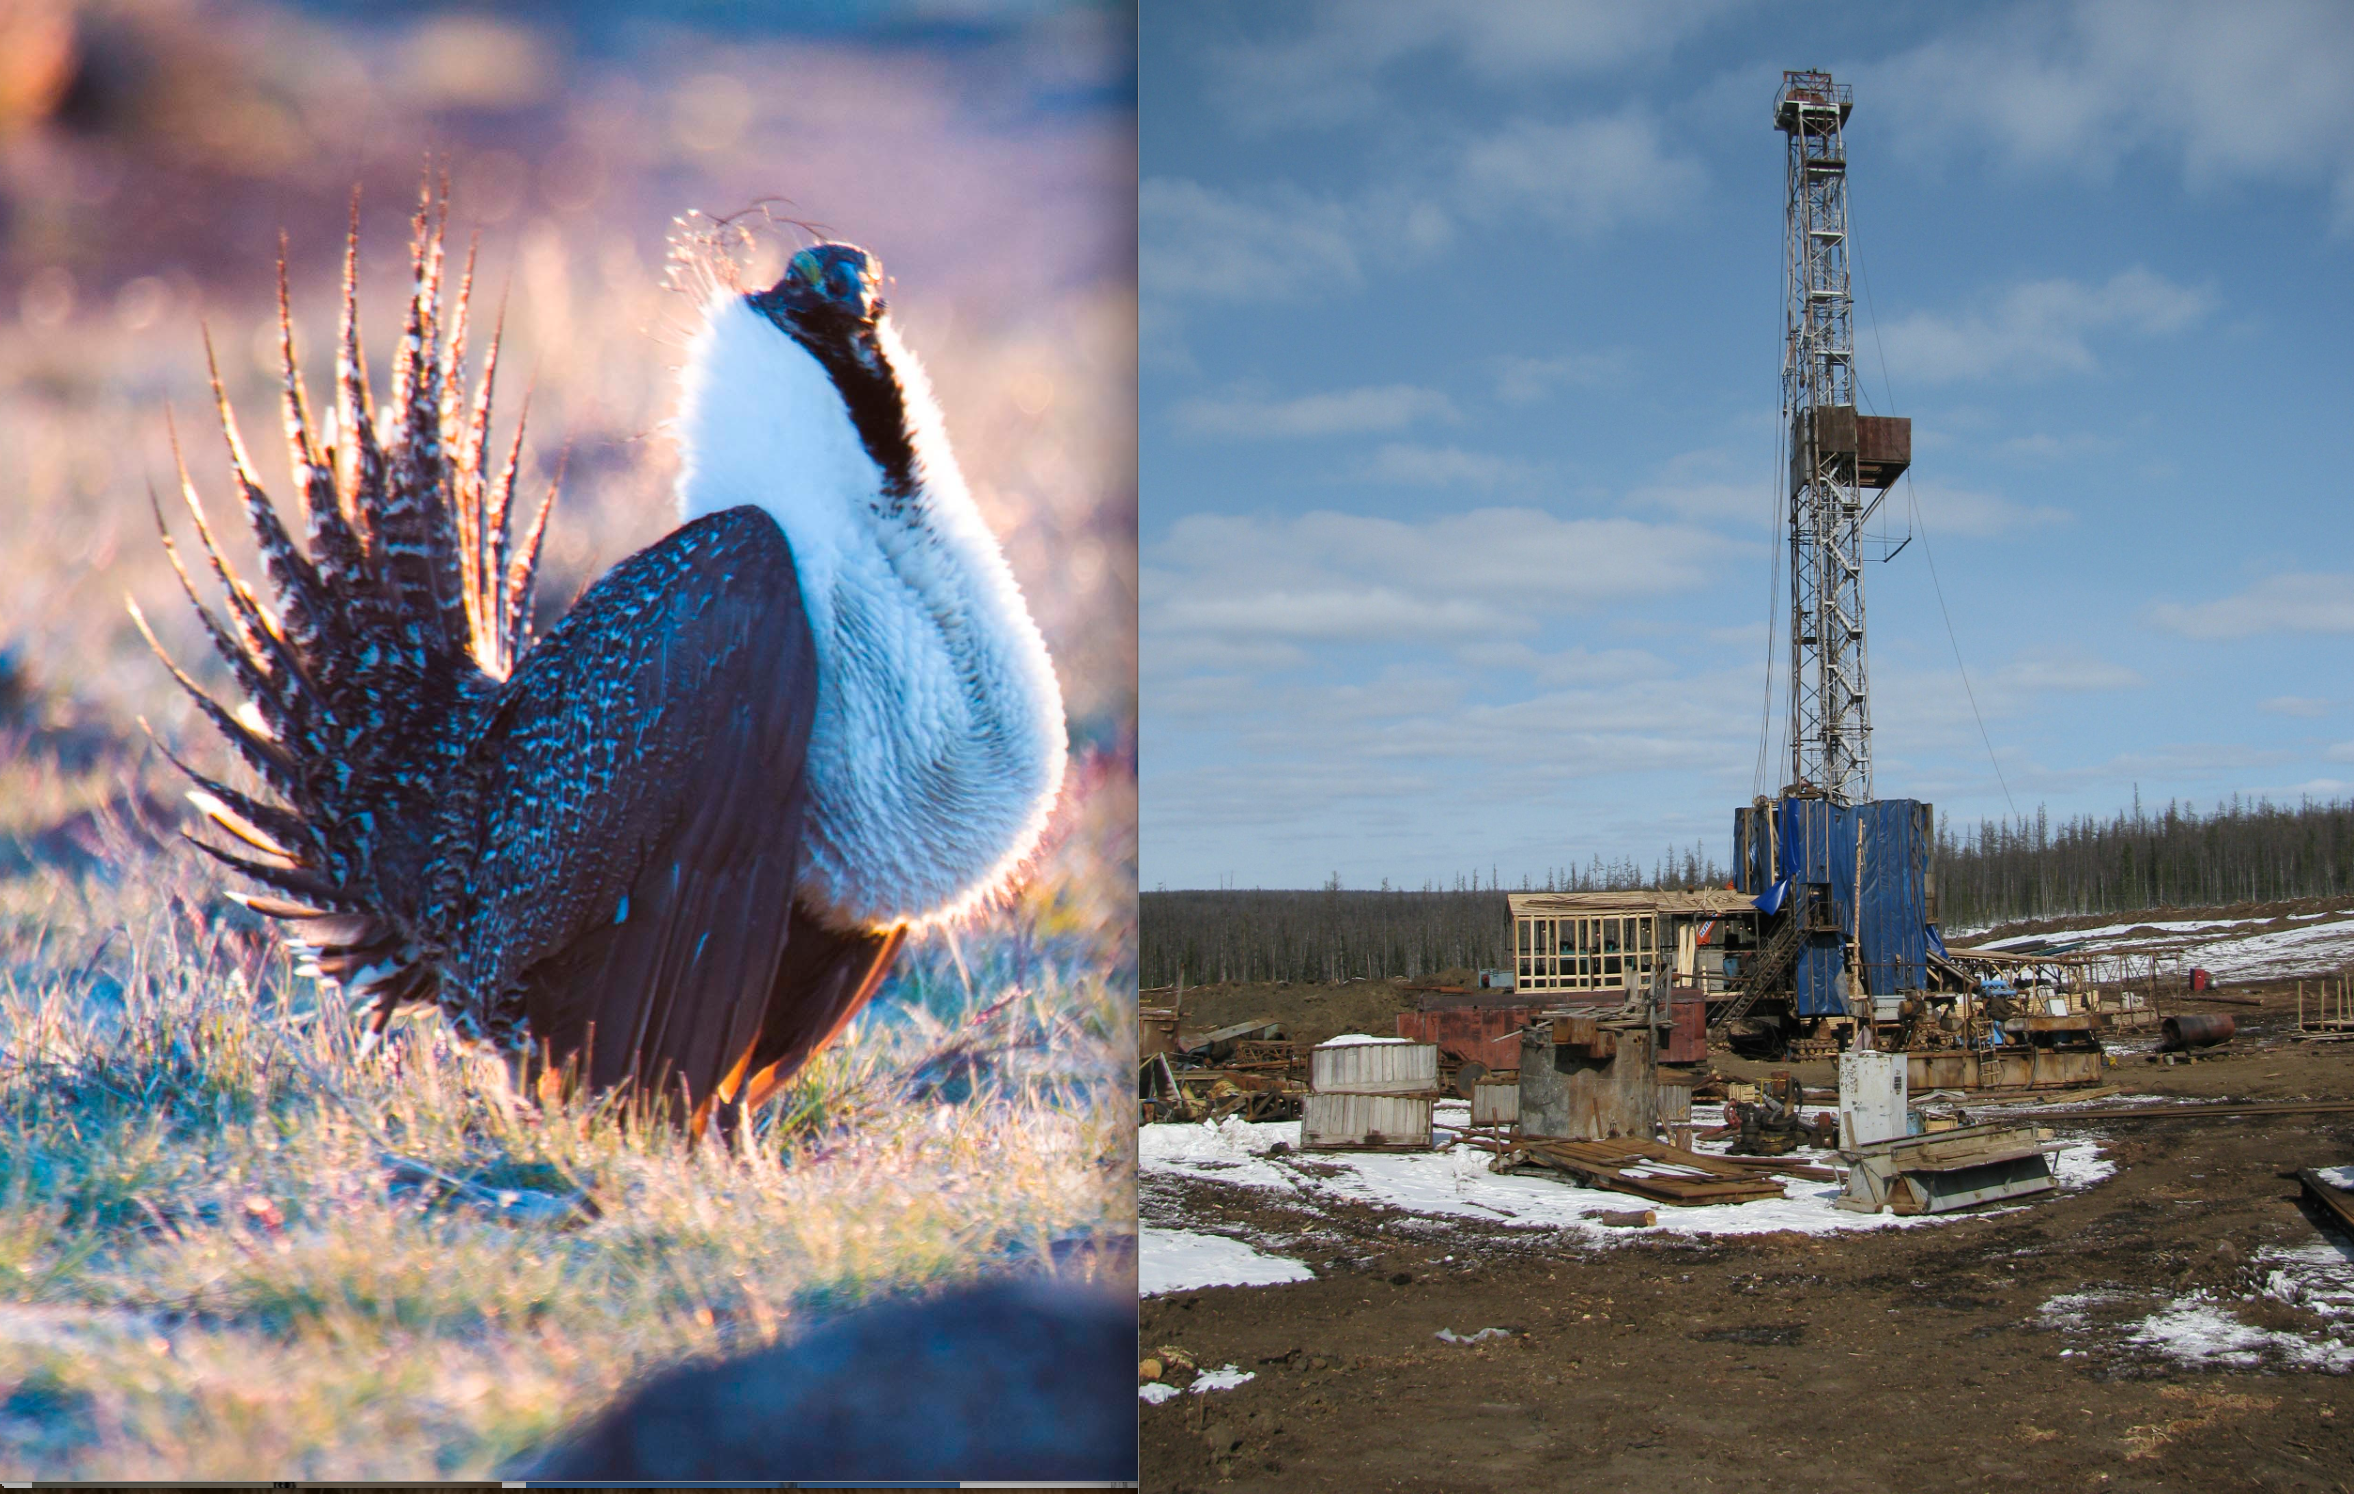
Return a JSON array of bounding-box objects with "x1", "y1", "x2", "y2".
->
[{"x1": 1503, "y1": 1137, "x2": 1788, "y2": 1206}]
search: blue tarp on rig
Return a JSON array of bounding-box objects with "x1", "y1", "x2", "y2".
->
[{"x1": 1734, "y1": 795, "x2": 1934, "y2": 1017}]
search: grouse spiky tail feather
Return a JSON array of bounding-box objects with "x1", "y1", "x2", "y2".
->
[{"x1": 142, "y1": 191, "x2": 851, "y2": 1124}]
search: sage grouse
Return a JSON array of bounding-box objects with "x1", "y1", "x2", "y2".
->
[{"x1": 141, "y1": 201, "x2": 1066, "y2": 1127}]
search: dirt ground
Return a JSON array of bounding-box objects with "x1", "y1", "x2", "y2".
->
[{"x1": 1142, "y1": 978, "x2": 2354, "y2": 1491}]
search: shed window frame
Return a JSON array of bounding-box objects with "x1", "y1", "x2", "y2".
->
[{"x1": 1512, "y1": 912, "x2": 1659, "y2": 991}]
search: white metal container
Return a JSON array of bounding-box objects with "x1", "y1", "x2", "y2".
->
[
  {"x1": 1838, "y1": 1048, "x2": 1909, "y2": 1148},
  {"x1": 1470, "y1": 1080, "x2": 1519, "y2": 1127},
  {"x1": 1301, "y1": 1091, "x2": 1434, "y2": 1151},
  {"x1": 1309, "y1": 1039, "x2": 1437, "y2": 1096}
]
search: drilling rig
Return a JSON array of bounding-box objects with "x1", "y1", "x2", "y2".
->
[{"x1": 1717, "y1": 71, "x2": 1936, "y2": 1057}]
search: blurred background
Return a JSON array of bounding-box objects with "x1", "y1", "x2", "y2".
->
[{"x1": 0, "y1": 0, "x2": 1135, "y2": 822}]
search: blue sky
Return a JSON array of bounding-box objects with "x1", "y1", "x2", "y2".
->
[{"x1": 1139, "y1": 0, "x2": 2354, "y2": 892}]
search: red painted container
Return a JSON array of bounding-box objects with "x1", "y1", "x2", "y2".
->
[
  {"x1": 1663, "y1": 991, "x2": 1708, "y2": 1064},
  {"x1": 1394, "y1": 1004, "x2": 1537, "y2": 1073}
]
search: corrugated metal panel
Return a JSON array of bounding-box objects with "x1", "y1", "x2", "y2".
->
[
  {"x1": 1310, "y1": 1041, "x2": 1437, "y2": 1095},
  {"x1": 1301, "y1": 1092, "x2": 1433, "y2": 1150},
  {"x1": 1656, "y1": 1083, "x2": 1692, "y2": 1126},
  {"x1": 1470, "y1": 1081, "x2": 1519, "y2": 1126}
]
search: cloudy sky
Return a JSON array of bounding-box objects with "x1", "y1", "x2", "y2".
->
[{"x1": 1139, "y1": 0, "x2": 2354, "y2": 891}]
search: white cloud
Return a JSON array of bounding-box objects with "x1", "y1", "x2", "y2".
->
[
  {"x1": 1881, "y1": 268, "x2": 2213, "y2": 383},
  {"x1": 1988, "y1": 652, "x2": 2142, "y2": 695},
  {"x1": 1355, "y1": 443, "x2": 1538, "y2": 490},
  {"x1": 2151, "y1": 573, "x2": 2354, "y2": 639},
  {"x1": 1143, "y1": 117, "x2": 1703, "y2": 317},
  {"x1": 1627, "y1": 464, "x2": 2065, "y2": 542},
  {"x1": 1173, "y1": 383, "x2": 1458, "y2": 438},
  {"x1": 1495, "y1": 352, "x2": 1618, "y2": 405},
  {"x1": 1635, "y1": 478, "x2": 1772, "y2": 527},
  {"x1": 1871, "y1": 0, "x2": 2354, "y2": 229},
  {"x1": 2286, "y1": 777, "x2": 2354, "y2": 795},
  {"x1": 1996, "y1": 431, "x2": 2114, "y2": 463},
  {"x1": 1202, "y1": 1, "x2": 1733, "y2": 132},
  {"x1": 1455, "y1": 114, "x2": 1706, "y2": 235},
  {"x1": 1626, "y1": 446, "x2": 1777, "y2": 528},
  {"x1": 1871, "y1": 646, "x2": 2143, "y2": 759},
  {"x1": 1908, "y1": 482, "x2": 2071, "y2": 538},
  {"x1": 2262, "y1": 695, "x2": 2332, "y2": 718},
  {"x1": 1138, "y1": 178, "x2": 1363, "y2": 306},
  {"x1": 1144, "y1": 507, "x2": 1748, "y2": 651}
]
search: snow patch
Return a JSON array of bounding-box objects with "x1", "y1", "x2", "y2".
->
[
  {"x1": 2039, "y1": 1290, "x2": 2129, "y2": 1329},
  {"x1": 1317, "y1": 1034, "x2": 1411, "y2": 1047},
  {"x1": 2259, "y1": 1236, "x2": 2354, "y2": 1319},
  {"x1": 2127, "y1": 1299, "x2": 2354, "y2": 1371},
  {"x1": 1437, "y1": 1327, "x2": 1512, "y2": 1344},
  {"x1": 1140, "y1": 1226, "x2": 1314, "y2": 1296},
  {"x1": 1190, "y1": 1365, "x2": 1255, "y2": 1394},
  {"x1": 2051, "y1": 1141, "x2": 2117, "y2": 1189},
  {"x1": 1138, "y1": 1382, "x2": 1178, "y2": 1404},
  {"x1": 1142, "y1": 1116, "x2": 2107, "y2": 1248},
  {"x1": 1980, "y1": 912, "x2": 2354, "y2": 981},
  {"x1": 2316, "y1": 1165, "x2": 2354, "y2": 1191}
]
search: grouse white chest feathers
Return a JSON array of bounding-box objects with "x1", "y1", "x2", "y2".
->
[{"x1": 673, "y1": 253, "x2": 1066, "y2": 930}]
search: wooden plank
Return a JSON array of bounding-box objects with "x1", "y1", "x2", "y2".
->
[
  {"x1": 1513, "y1": 1138, "x2": 1786, "y2": 1206},
  {"x1": 1710, "y1": 1155, "x2": 1841, "y2": 1182},
  {"x1": 2299, "y1": 1168, "x2": 2354, "y2": 1240},
  {"x1": 1951, "y1": 1085, "x2": 2122, "y2": 1108}
]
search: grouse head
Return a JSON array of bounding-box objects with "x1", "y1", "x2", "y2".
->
[{"x1": 739, "y1": 243, "x2": 921, "y2": 507}]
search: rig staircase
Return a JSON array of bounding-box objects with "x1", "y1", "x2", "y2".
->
[{"x1": 1714, "y1": 910, "x2": 1807, "y2": 1028}]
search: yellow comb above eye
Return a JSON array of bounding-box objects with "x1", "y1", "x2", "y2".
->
[{"x1": 789, "y1": 248, "x2": 825, "y2": 286}]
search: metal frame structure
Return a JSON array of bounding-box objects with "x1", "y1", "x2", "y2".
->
[{"x1": 1778, "y1": 70, "x2": 1869, "y2": 804}]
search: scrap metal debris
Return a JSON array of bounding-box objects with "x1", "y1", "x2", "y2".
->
[{"x1": 1835, "y1": 1123, "x2": 2058, "y2": 1215}]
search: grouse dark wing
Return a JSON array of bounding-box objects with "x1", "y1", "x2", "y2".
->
[
  {"x1": 446, "y1": 506, "x2": 816, "y2": 1119},
  {"x1": 735, "y1": 912, "x2": 908, "y2": 1114}
]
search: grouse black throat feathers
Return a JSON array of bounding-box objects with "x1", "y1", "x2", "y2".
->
[{"x1": 139, "y1": 198, "x2": 1066, "y2": 1129}]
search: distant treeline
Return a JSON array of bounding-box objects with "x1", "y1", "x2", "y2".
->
[
  {"x1": 1143, "y1": 797, "x2": 2354, "y2": 984},
  {"x1": 1935, "y1": 793, "x2": 2354, "y2": 928},
  {"x1": 1142, "y1": 889, "x2": 1513, "y2": 987},
  {"x1": 1141, "y1": 847, "x2": 1730, "y2": 987}
]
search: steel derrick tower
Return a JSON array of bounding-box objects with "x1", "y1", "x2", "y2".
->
[{"x1": 1777, "y1": 70, "x2": 1905, "y2": 807}]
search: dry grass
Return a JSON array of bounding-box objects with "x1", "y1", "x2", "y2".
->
[
  {"x1": 0, "y1": 758, "x2": 1134, "y2": 1480},
  {"x1": 0, "y1": 2, "x2": 1135, "y2": 1478}
]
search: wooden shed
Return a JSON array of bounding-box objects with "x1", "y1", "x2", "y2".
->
[{"x1": 1506, "y1": 889, "x2": 1759, "y2": 1000}]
